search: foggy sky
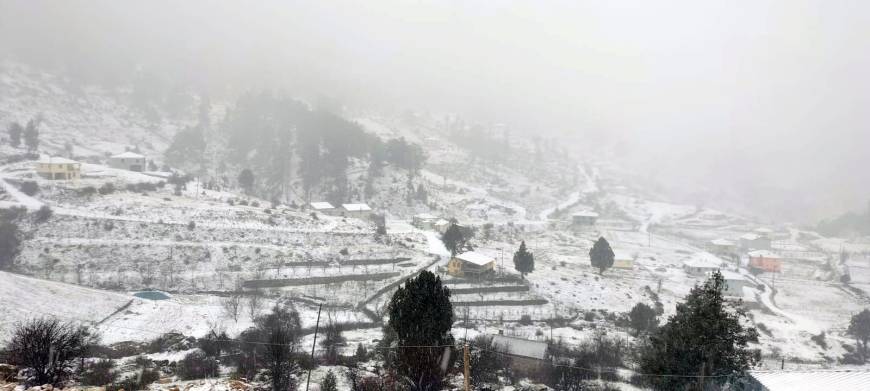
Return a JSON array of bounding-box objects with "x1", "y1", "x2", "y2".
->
[{"x1": 1, "y1": 0, "x2": 868, "y2": 222}]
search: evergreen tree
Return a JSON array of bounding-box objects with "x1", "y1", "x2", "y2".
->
[
  {"x1": 513, "y1": 241, "x2": 535, "y2": 278},
  {"x1": 7, "y1": 121, "x2": 22, "y2": 147},
  {"x1": 24, "y1": 118, "x2": 40, "y2": 152},
  {"x1": 628, "y1": 302, "x2": 658, "y2": 335},
  {"x1": 387, "y1": 271, "x2": 454, "y2": 389},
  {"x1": 441, "y1": 222, "x2": 469, "y2": 256},
  {"x1": 589, "y1": 237, "x2": 614, "y2": 274},
  {"x1": 0, "y1": 216, "x2": 21, "y2": 270},
  {"x1": 848, "y1": 309, "x2": 870, "y2": 362},
  {"x1": 238, "y1": 169, "x2": 255, "y2": 194},
  {"x1": 320, "y1": 370, "x2": 337, "y2": 391},
  {"x1": 638, "y1": 271, "x2": 759, "y2": 390}
]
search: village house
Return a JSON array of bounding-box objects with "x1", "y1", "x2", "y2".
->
[
  {"x1": 310, "y1": 201, "x2": 337, "y2": 215},
  {"x1": 34, "y1": 157, "x2": 81, "y2": 180},
  {"x1": 447, "y1": 251, "x2": 495, "y2": 278},
  {"x1": 683, "y1": 252, "x2": 725, "y2": 276},
  {"x1": 433, "y1": 218, "x2": 451, "y2": 234},
  {"x1": 342, "y1": 203, "x2": 373, "y2": 219},
  {"x1": 719, "y1": 270, "x2": 753, "y2": 297},
  {"x1": 748, "y1": 250, "x2": 782, "y2": 273},
  {"x1": 108, "y1": 151, "x2": 147, "y2": 172},
  {"x1": 708, "y1": 238, "x2": 738, "y2": 255},
  {"x1": 490, "y1": 334, "x2": 548, "y2": 375},
  {"x1": 571, "y1": 211, "x2": 598, "y2": 226},
  {"x1": 612, "y1": 251, "x2": 635, "y2": 270},
  {"x1": 740, "y1": 233, "x2": 772, "y2": 251},
  {"x1": 412, "y1": 213, "x2": 439, "y2": 230}
]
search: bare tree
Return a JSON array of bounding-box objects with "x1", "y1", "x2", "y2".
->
[
  {"x1": 223, "y1": 285, "x2": 243, "y2": 323},
  {"x1": 247, "y1": 288, "x2": 264, "y2": 320},
  {"x1": 7, "y1": 318, "x2": 98, "y2": 386}
]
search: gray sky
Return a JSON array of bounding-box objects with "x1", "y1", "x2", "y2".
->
[{"x1": 1, "y1": 0, "x2": 868, "y2": 221}]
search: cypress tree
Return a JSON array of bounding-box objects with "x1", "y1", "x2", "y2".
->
[
  {"x1": 513, "y1": 241, "x2": 535, "y2": 278},
  {"x1": 589, "y1": 237, "x2": 614, "y2": 274}
]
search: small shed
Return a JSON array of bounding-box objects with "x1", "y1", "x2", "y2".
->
[
  {"x1": 109, "y1": 151, "x2": 146, "y2": 172},
  {"x1": 490, "y1": 334, "x2": 548, "y2": 374},
  {"x1": 34, "y1": 157, "x2": 81, "y2": 180},
  {"x1": 310, "y1": 202, "x2": 337, "y2": 215},
  {"x1": 683, "y1": 252, "x2": 724, "y2": 276},
  {"x1": 740, "y1": 233, "x2": 771, "y2": 251},
  {"x1": 412, "y1": 213, "x2": 439, "y2": 230},
  {"x1": 448, "y1": 251, "x2": 495, "y2": 278},
  {"x1": 748, "y1": 250, "x2": 782, "y2": 273},
  {"x1": 433, "y1": 219, "x2": 451, "y2": 234},
  {"x1": 342, "y1": 203, "x2": 373, "y2": 219},
  {"x1": 612, "y1": 252, "x2": 635, "y2": 270},
  {"x1": 571, "y1": 211, "x2": 598, "y2": 226}
]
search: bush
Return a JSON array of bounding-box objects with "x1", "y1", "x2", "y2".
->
[
  {"x1": 518, "y1": 314, "x2": 533, "y2": 326},
  {"x1": 80, "y1": 186, "x2": 97, "y2": 197},
  {"x1": 811, "y1": 332, "x2": 828, "y2": 349},
  {"x1": 34, "y1": 205, "x2": 52, "y2": 223},
  {"x1": 187, "y1": 221, "x2": 196, "y2": 230},
  {"x1": 321, "y1": 370, "x2": 337, "y2": 391},
  {"x1": 110, "y1": 368, "x2": 160, "y2": 391},
  {"x1": 98, "y1": 182, "x2": 115, "y2": 195},
  {"x1": 18, "y1": 181, "x2": 38, "y2": 196},
  {"x1": 177, "y1": 351, "x2": 220, "y2": 380},
  {"x1": 81, "y1": 359, "x2": 117, "y2": 386},
  {"x1": 6, "y1": 318, "x2": 96, "y2": 386}
]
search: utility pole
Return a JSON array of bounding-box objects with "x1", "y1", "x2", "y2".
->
[
  {"x1": 305, "y1": 303, "x2": 323, "y2": 391},
  {"x1": 463, "y1": 343, "x2": 470, "y2": 391}
]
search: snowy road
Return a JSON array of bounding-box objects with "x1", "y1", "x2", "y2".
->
[{"x1": 0, "y1": 176, "x2": 44, "y2": 210}]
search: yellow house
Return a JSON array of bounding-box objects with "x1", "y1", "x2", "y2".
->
[
  {"x1": 447, "y1": 251, "x2": 495, "y2": 278},
  {"x1": 612, "y1": 252, "x2": 635, "y2": 270},
  {"x1": 34, "y1": 157, "x2": 81, "y2": 180}
]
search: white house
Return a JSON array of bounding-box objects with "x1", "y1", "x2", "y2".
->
[
  {"x1": 740, "y1": 233, "x2": 771, "y2": 251},
  {"x1": 683, "y1": 252, "x2": 725, "y2": 276},
  {"x1": 433, "y1": 219, "x2": 451, "y2": 234},
  {"x1": 34, "y1": 157, "x2": 81, "y2": 180},
  {"x1": 412, "y1": 213, "x2": 439, "y2": 230},
  {"x1": 342, "y1": 203, "x2": 373, "y2": 219},
  {"x1": 719, "y1": 270, "x2": 753, "y2": 297},
  {"x1": 571, "y1": 211, "x2": 598, "y2": 226},
  {"x1": 109, "y1": 151, "x2": 147, "y2": 172},
  {"x1": 310, "y1": 202, "x2": 337, "y2": 215},
  {"x1": 708, "y1": 238, "x2": 737, "y2": 255}
]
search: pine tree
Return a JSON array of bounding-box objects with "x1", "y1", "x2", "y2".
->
[
  {"x1": 23, "y1": 118, "x2": 40, "y2": 152},
  {"x1": 441, "y1": 222, "x2": 469, "y2": 256},
  {"x1": 0, "y1": 217, "x2": 21, "y2": 270},
  {"x1": 387, "y1": 270, "x2": 454, "y2": 389},
  {"x1": 848, "y1": 309, "x2": 870, "y2": 361},
  {"x1": 320, "y1": 370, "x2": 337, "y2": 391},
  {"x1": 638, "y1": 271, "x2": 759, "y2": 390},
  {"x1": 589, "y1": 237, "x2": 614, "y2": 274},
  {"x1": 513, "y1": 241, "x2": 535, "y2": 278},
  {"x1": 7, "y1": 122, "x2": 22, "y2": 147},
  {"x1": 238, "y1": 169, "x2": 255, "y2": 194},
  {"x1": 628, "y1": 302, "x2": 658, "y2": 335}
]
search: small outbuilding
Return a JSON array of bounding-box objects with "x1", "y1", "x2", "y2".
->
[
  {"x1": 447, "y1": 251, "x2": 495, "y2": 278},
  {"x1": 34, "y1": 157, "x2": 81, "y2": 180},
  {"x1": 571, "y1": 211, "x2": 598, "y2": 226},
  {"x1": 719, "y1": 270, "x2": 753, "y2": 297},
  {"x1": 109, "y1": 151, "x2": 147, "y2": 172},
  {"x1": 708, "y1": 238, "x2": 738, "y2": 255},
  {"x1": 310, "y1": 202, "x2": 337, "y2": 215},
  {"x1": 342, "y1": 203, "x2": 373, "y2": 219},
  {"x1": 490, "y1": 334, "x2": 548, "y2": 375},
  {"x1": 612, "y1": 252, "x2": 635, "y2": 270},
  {"x1": 433, "y1": 219, "x2": 451, "y2": 234}
]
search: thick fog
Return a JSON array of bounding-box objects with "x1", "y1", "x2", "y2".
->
[{"x1": 1, "y1": 0, "x2": 868, "y2": 222}]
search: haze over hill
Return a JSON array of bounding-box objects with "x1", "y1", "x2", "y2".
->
[{"x1": 2, "y1": 1, "x2": 869, "y2": 222}]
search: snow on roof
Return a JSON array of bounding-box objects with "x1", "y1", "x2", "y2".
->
[
  {"x1": 754, "y1": 227, "x2": 774, "y2": 234},
  {"x1": 454, "y1": 251, "x2": 495, "y2": 266},
  {"x1": 434, "y1": 219, "x2": 451, "y2": 225},
  {"x1": 342, "y1": 203, "x2": 372, "y2": 212},
  {"x1": 710, "y1": 238, "x2": 736, "y2": 246},
  {"x1": 310, "y1": 202, "x2": 335, "y2": 210},
  {"x1": 718, "y1": 270, "x2": 747, "y2": 281},
  {"x1": 572, "y1": 211, "x2": 599, "y2": 217},
  {"x1": 414, "y1": 213, "x2": 438, "y2": 220},
  {"x1": 613, "y1": 251, "x2": 633, "y2": 261},
  {"x1": 491, "y1": 335, "x2": 548, "y2": 360},
  {"x1": 111, "y1": 151, "x2": 145, "y2": 159},
  {"x1": 36, "y1": 156, "x2": 79, "y2": 165},
  {"x1": 740, "y1": 233, "x2": 763, "y2": 241},
  {"x1": 683, "y1": 252, "x2": 723, "y2": 268},
  {"x1": 749, "y1": 250, "x2": 781, "y2": 259},
  {"x1": 741, "y1": 286, "x2": 758, "y2": 302},
  {"x1": 750, "y1": 369, "x2": 870, "y2": 391}
]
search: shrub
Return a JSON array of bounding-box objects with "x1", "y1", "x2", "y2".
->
[
  {"x1": 19, "y1": 181, "x2": 38, "y2": 196},
  {"x1": 109, "y1": 368, "x2": 160, "y2": 391},
  {"x1": 811, "y1": 332, "x2": 828, "y2": 349},
  {"x1": 6, "y1": 318, "x2": 96, "y2": 386},
  {"x1": 81, "y1": 359, "x2": 118, "y2": 386},
  {"x1": 33, "y1": 205, "x2": 52, "y2": 223},
  {"x1": 187, "y1": 221, "x2": 196, "y2": 230},
  {"x1": 80, "y1": 186, "x2": 97, "y2": 197},
  {"x1": 518, "y1": 314, "x2": 533, "y2": 326},
  {"x1": 98, "y1": 182, "x2": 115, "y2": 195},
  {"x1": 177, "y1": 351, "x2": 220, "y2": 380},
  {"x1": 321, "y1": 370, "x2": 337, "y2": 391}
]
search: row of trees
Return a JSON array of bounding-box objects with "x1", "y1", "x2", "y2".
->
[{"x1": 5, "y1": 117, "x2": 41, "y2": 152}]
